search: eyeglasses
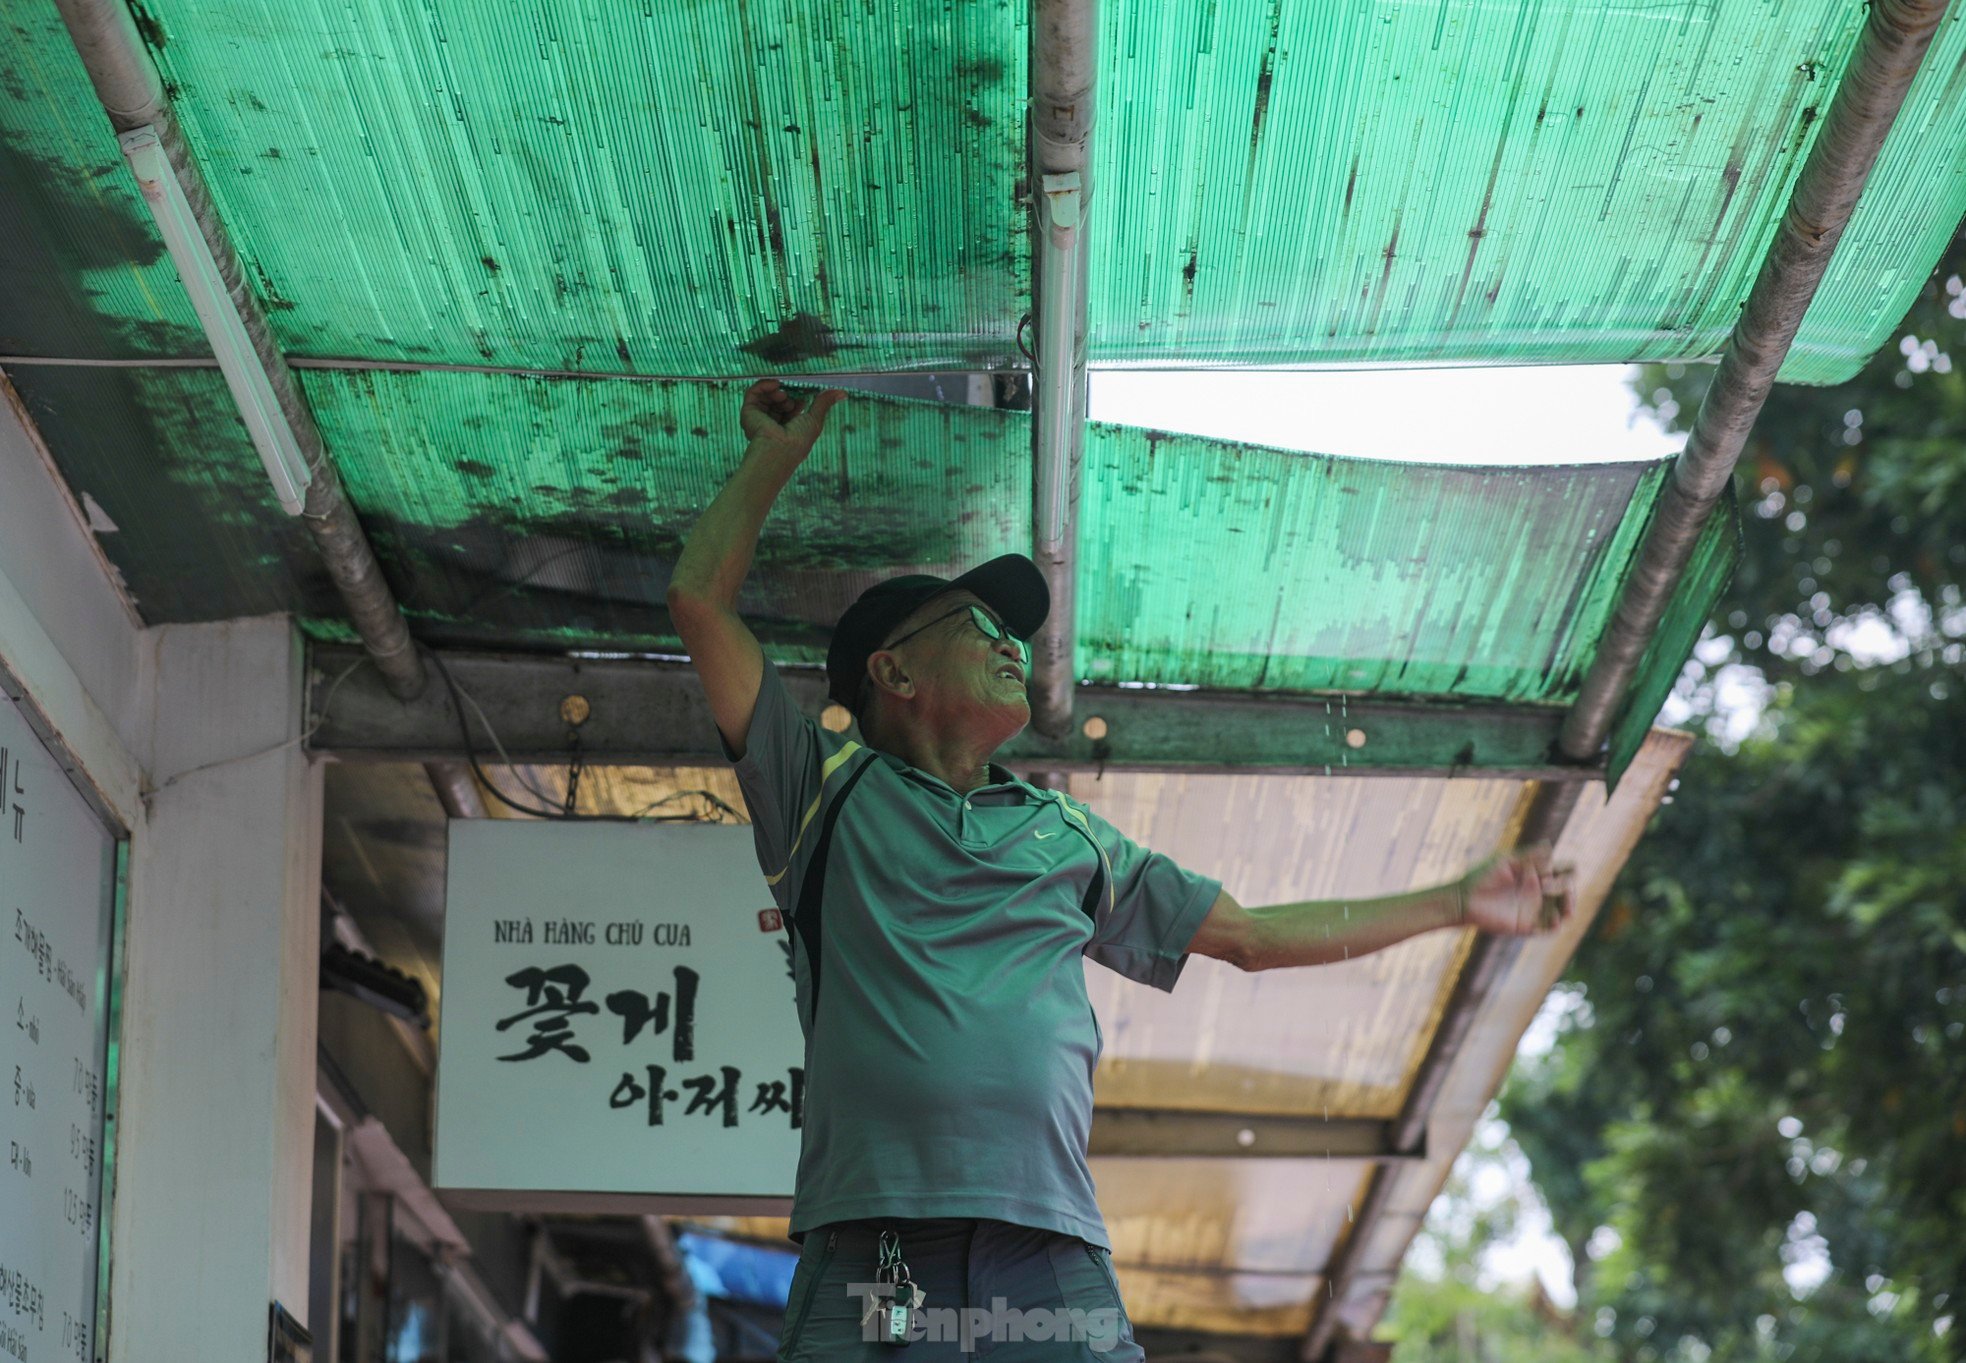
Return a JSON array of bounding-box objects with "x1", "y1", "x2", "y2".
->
[{"x1": 882, "y1": 603, "x2": 1031, "y2": 667}]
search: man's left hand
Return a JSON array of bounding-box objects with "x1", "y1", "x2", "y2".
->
[{"x1": 1460, "y1": 844, "x2": 1575, "y2": 935}]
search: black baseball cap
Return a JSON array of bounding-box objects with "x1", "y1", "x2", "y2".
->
[{"x1": 825, "y1": 554, "x2": 1050, "y2": 709}]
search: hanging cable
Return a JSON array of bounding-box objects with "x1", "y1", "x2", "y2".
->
[
  {"x1": 424, "y1": 649, "x2": 739, "y2": 824},
  {"x1": 142, "y1": 653, "x2": 369, "y2": 807},
  {"x1": 562, "y1": 726, "x2": 584, "y2": 817}
]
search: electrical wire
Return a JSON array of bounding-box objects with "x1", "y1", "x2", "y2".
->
[
  {"x1": 428, "y1": 648, "x2": 607, "y2": 820},
  {"x1": 435, "y1": 652, "x2": 565, "y2": 808},
  {"x1": 623, "y1": 787, "x2": 744, "y2": 822},
  {"x1": 142, "y1": 653, "x2": 369, "y2": 804},
  {"x1": 425, "y1": 649, "x2": 740, "y2": 825}
]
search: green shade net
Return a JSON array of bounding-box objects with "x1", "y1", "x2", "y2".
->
[
  {"x1": 1090, "y1": 0, "x2": 1966, "y2": 383},
  {"x1": 135, "y1": 0, "x2": 1029, "y2": 375},
  {"x1": 10, "y1": 366, "x2": 1733, "y2": 741}
]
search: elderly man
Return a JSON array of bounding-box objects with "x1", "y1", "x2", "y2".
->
[{"x1": 668, "y1": 380, "x2": 1573, "y2": 1361}]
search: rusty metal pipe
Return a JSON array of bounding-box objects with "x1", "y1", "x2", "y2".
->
[
  {"x1": 1027, "y1": 0, "x2": 1098, "y2": 741},
  {"x1": 1557, "y1": 0, "x2": 1952, "y2": 762},
  {"x1": 425, "y1": 759, "x2": 488, "y2": 820},
  {"x1": 51, "y1": 0, "x2": 426, "y2": 703},
  {"x1": 47, "y1": 0, "x2": 164, "y2": 126}
]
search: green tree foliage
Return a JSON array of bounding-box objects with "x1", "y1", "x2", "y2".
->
[
  {"x1": 1637, "y1": 235, "x2": 1966, "y2": 683},
  {"x1": 1502, "y1": 229, "x2": 1966, "y2": 1363},
  {"x1": 1384, "y1": 1121, "x2": 1611, "y2": 1363}
]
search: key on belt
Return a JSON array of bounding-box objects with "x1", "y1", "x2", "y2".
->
[{"x1": 862, "y1": 1228, "x2": 926, "y2": 1346}]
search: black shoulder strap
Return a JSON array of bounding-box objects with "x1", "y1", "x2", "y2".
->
[
  {"x1": 1079, "y1": 865, "x2": 1106, "y2": 927},
  {"x1": 1053, "y1": 792, "x2": 1106, "y2": 929},
  {"x1": 789, "y1": 754, "x2": 877, "y2": 1026}
]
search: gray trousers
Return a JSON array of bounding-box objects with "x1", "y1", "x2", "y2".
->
[{"x1": 779, "y1": 1218, "x2": 1147, "y2": 1361}]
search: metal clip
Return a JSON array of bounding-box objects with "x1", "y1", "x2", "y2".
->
[{"x1": 1040, "y1": 171, "x2": 1083, "y2": 248}]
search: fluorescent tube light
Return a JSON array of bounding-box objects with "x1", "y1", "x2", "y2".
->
[
  {"x1": 119, "y1": 126, "x2": 313, "y2": 515},
  {"x1": 1033, "y1": 170, "x2": 1085, "y2": 546}
]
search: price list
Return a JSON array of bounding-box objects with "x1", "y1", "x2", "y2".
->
[{"x1": 0, "y1": 688, "x2": 117, "y2": 1363}]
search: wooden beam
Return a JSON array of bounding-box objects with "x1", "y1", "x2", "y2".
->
[{"x1": 1087, "y1": 1109, "x2": 1423, "y2": 1161}]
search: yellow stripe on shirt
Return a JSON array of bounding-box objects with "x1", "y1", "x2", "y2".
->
[
  {"x1": 1054, "y1": 794, "x2": 1116, "y2": 915},
  {"x1": 764, "y1": 741, "x2": 864, "y2": 887}
]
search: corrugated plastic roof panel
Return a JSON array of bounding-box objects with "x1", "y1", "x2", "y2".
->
[
  {"x1": 10, "y1": 0, "x2": 1958, "y2": 380},
  {"x1": 1069, "y1": 738, "x2": 1689, "y2": 1336},
  {"x1": 1077, "y1": 425, "x2": 1669, "y2": 704},
  {"x1": 1090, "y1": 0, "x2": 1966, "y2": 383},
  {"x1": 1082, "y1": 769, "x2": 1515, "y2": 1121},
  {"x1": 124, "y1": 0, "x2": 1029, "y2": 375},
  {"x1": 10, "y1": 365, "x2": 1735, "y2": 720},
  {"x1": 301, "y1": 370, "x2": 1033, "y2": 653}
]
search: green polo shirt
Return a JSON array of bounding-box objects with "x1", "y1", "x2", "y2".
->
[{"x1": 725, "y1": 659, "x2": 1222, "y2": 1248}]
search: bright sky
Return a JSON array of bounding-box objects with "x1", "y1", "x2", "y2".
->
[{"x1": 1088, "y1": 364, "x2": 1684, "y2": 466}]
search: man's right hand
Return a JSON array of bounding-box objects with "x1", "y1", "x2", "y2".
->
[
  {"x1": 740, "y1": 379, "x2": 846, "y2": 462},
  {"x1": 668, "y1": 379, "x2": 848, "y2": 759}
]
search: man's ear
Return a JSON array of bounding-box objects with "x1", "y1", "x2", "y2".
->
[{"x1": 865, "y1": 650, "x2": 915, "y2": 703}]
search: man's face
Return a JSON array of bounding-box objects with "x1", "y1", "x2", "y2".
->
[{"x1": 866, "y1": 591, "x2": 1030, "y2": 740}]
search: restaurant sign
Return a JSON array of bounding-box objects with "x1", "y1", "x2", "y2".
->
[{"x1": 435, "y1": 821, "x2": 803, "y2": 1213}]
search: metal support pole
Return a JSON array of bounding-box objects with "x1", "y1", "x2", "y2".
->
[
  {"x1": 641, "y1": 1216, "x2": 700, "y2": 1359},
  {"x1": 1027, "y1": 0, "x2": 1098, "y2": 741},
  {"x1": 305, "y1": 642, "x2": 1598, "y2": 779}
]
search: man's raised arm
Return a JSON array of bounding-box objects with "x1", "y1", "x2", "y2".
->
[
  {"x1": 666, "y1": 379, "x2": 844, "y2": 757},
  {"x1": 1188, "y1": 846, "x2": 1575, "y2": 971}
]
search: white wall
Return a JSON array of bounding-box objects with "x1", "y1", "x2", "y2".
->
[
  {"x1": 0, "y1": 376, "x2": 325, "y2": 1360},
  {"x1": 117, "y1": 619, "x2": 324, "y2": 1355},
  {"x1": 0, "y1": 381, "x2": 144, "y2": 824}
]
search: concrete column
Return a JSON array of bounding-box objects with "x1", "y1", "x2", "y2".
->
[{"x1": 110, "y1": 617, "x2": 323, "y2": 1361}]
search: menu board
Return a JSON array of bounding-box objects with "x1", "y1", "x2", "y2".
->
[{"x1": 0, "y1": 683, "x2": 119, "y2": 1363}]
